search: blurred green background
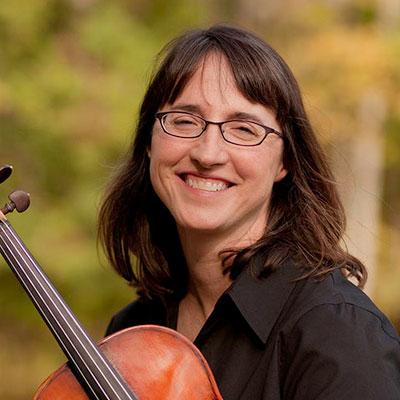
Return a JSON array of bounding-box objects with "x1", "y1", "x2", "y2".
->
[{"x1": 0, "y1": 0, "x2": 399, "y2": 398}]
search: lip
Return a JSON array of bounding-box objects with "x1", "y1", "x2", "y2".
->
[{"x1": 177, "y1": 172, "x2": 235, "y2": 192}]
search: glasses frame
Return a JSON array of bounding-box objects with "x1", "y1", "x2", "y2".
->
[{"x1": 155, "y1": 111, "x2": 283, "y2": 147}]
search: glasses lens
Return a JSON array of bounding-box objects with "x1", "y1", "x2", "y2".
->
[
  {"x1": 163, "y1": 112, "x2": 204, "y2": 137},
  {"x1": 223, "y1": 121, "x2": 265, "y2": 145}
]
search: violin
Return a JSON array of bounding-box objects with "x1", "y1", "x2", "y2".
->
[{"x1": 0, "y1": 165, "x2": 222, "y2": 400}]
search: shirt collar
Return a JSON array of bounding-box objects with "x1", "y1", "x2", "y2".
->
[{"x1": 226, "y1": 259, "x2": 301, "y2": 344}]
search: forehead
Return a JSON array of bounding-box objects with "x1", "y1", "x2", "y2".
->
[
  {"x1": 176, "y1": 53, "x2": 237, "y2": 105},
  {"x1": 193, "y1": 53, "x2": 235, "y2": 90},
  {"x1": 165, "y1": 52, "x2": 278, "y2": 126}
]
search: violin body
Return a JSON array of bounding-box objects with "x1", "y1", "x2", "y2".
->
[{"x1": 35, "y1": 325, "x2": 222, "y2": 399}]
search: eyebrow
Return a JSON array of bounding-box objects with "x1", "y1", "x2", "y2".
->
[
  {"x1": 169, "y1": 103, "x2": 265, "y2": 124},
  {"x1": 171, "y1": 103, "x2": 201, "y2": 114}
]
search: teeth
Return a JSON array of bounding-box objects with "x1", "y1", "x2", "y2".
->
[{"x1": 185, "y1": 176, "x2": 229, "y2": 192}]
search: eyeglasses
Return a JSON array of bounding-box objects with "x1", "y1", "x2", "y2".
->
[{"x1": 155, "y1": 111, "x2": 283, "y2": 147}]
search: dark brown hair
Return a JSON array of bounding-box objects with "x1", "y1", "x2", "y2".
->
[{"x1": 98, "y1": 25, "x2": 366, "y2": 299}]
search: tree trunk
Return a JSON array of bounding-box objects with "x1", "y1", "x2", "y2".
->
[{"x1": 334, "y1": 91, "x2": 386, "y2": 296}]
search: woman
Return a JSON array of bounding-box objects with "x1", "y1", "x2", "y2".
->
[{"x1": 99, "y1": 25, "x2": 400, "y2": 399}]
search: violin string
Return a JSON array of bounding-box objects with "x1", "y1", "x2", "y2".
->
[
  {"x1": 0, "y1": 222, "x2": 135, "y2": 400},
  {"x1": 0, "y1": 224, "x2": 109, "y2": 400},
  {"x1": 0, "y1": 240, "x2": 104, "y2": 400}
]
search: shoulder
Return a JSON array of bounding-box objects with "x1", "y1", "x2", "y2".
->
[
  {"x1": 280, "y1": 270, "x2": 400, "y2": 398},
  {"x1": 105, "y1": 296, "x2": 166, "y2": 336},
  {"x1": 228, "y1": 260, "x2": 398, "y2": 347},
  {"x1": 287, "y1": 269, "x2": 398, "y2": 340}
]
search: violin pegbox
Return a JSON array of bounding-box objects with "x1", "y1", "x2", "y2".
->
[{"x1": 0, "y1": 165, "x2": 30, "y2": 216}]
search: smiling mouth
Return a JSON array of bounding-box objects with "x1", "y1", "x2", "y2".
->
[{"x1": 181, "y1": 174, "x2": 232, "y2": 192}]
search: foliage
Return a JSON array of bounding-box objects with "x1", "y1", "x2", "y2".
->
[{"x1": 0, "y1": 1, "x2": 399, "y2": 398}]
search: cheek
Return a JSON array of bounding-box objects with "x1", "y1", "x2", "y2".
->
[
  {"x1": 148, "y1": 153, "x2": 166, "y2": 197},
  {"x1": 148, "y1": 135, "x2": 165, "y2": 194},
  {"x1": 149, "y1": 130, "x2": 193, "y2": 167},
  {"x1": 148, "y1": 133, "x2": 186, "y2": 192},
  {"x1": 149, "y1": 133, "x2": 172, "y2": 171},
  {"x1": 238, "y1": 145, "x2": 285, "y2": 183}
]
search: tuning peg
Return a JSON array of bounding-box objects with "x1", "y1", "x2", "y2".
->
[
  {"x1": 0, "y1": 165, "x2": 13, "y2": 185},
  {"x1": 1, "y1": 190, "x2": 30, "y2": 215}
]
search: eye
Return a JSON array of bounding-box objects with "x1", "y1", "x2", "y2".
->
[
  {"x1": 226, "y1": 121, "x2": 260, "y2": 137},
  {"x1": 237, "y1": 125, "x2": 257, "y2": 135},
  {"x1": 161, "y1": 113, "x2": 204, "y2": 137},
  {"x1": 173, "y1": 116, "x2": 198, "y2": 126},
  {"x1": 166, "y1": 113, "x2": 203, "y2": 130}
]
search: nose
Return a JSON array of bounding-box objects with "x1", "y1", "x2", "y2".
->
[{"x1": 189, "y1": 124, "x2": 229, "y2": 168}]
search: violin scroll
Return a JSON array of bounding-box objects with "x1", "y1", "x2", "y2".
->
[
  {"x1": 0, "y1": 164, "x2": 30, "y2": 215},
  {"x1": 0, "y1": 165, "x2": 13, "y2": 184}
]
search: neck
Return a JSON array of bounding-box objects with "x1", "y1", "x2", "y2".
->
[
  {"x1": 177, "y1": 226, "x2": 260, "y2": 317},
  {"x1": 176, "y1": 224, "x2": 264, "y2": 341},
  {"x1": 176, "y1": 230, "x2": 232, "y2": 340}
]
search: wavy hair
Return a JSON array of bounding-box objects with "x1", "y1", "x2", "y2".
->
[{"x1": 98, "y1": 25, "x2": 366, "y2": 299}]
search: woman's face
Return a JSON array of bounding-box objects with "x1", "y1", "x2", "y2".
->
[{"x1": 149, "y1": 53, "x2": 287, "y2": 243}]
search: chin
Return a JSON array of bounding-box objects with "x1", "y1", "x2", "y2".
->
[{"x1": 177, "y1": 215, "x2": 228, "y2": 234}]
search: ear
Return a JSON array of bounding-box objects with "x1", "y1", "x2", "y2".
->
[
  {"x1": 274, "y1": 163, "x2": 288, "y2": 183},
  {"x1": 146, "y1": 147, "x2": 151, "y2": 158}
]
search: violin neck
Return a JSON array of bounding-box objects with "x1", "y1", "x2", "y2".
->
[{"x1": 0, "y1": 215, "x2": 137, "y2": 400}]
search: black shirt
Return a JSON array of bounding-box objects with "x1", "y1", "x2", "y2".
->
[{"x1": 106, "y1": 261, "x2": 400, "y2": 399}]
